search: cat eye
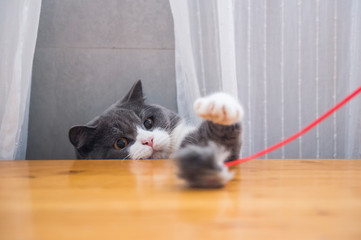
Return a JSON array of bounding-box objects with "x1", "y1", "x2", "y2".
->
[
  {"x1": 114, "y1": 137, "x2": 128, "y2": 150},
  {"x1": 144, "y1": 118, "x2": 154, "y2": 130}
]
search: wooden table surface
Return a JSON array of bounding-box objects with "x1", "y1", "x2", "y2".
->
[{"x1": 0, "y1": 159, "x2": 360, "y2": 240}]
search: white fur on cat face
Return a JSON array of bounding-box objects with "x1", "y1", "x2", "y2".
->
[
  {"x1": 128, "y1": 122, "x2": 195, "y2": 160},
  {"x1": 128, "y1": 127, "x2": 171, "y2": 159}
]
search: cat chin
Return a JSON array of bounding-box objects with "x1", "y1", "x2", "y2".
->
[
  {"x1": 129, "y1": 147, "x2": 170, "y2": 160},
  {"x1": 128, "y1": 144, "x2": 153, "y2": 159},
  {"x1": 150, "y1": 150, "x2": 170, "y2": 159}
]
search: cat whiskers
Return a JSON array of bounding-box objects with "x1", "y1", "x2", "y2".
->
[{"x1": 123, "y1": 153, "x2": 132, "y2": 159}]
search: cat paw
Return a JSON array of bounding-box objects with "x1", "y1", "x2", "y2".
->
[
  {"x1": 175, "y1": 142, "x2": 234, "y2": 188},
  {"x1": 193, "y1": 93, "x2": 244, "y2": 125}
]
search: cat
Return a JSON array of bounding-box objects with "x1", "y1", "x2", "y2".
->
[{"x1": 69, "y1": 80, "x2": 243, "y2": 187}]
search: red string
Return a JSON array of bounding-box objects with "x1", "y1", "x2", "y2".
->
[{"x1": 225, "y1": 85, "x2": 361, "y2": 167}]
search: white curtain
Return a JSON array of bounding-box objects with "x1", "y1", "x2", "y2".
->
[
  {"x1": 0, "y1": 0, "x2": 42, "y2": 160},
  {"x1": 170, "y1": 0, "x2": 361, "y2": 159}
]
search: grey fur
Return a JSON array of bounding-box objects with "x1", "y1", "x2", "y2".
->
[
  {"x1": 69, "y1": 80, "x2": 242, "y2": 188},
  {"x1": 181, "y1": 121, "x2": 242, "y2": 162},
  {"x1": 175, "y1": 143, "x2": 234, "y2": 188},
  {"x1": 176, "y1": 120, "x2": 242, "y2": 188}
]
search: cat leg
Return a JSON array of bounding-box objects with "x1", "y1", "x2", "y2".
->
[{"x1": 176, "y1": 93, "x2": 243, "y2": 188}]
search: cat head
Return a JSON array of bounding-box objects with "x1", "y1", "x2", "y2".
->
[{"x1": 69, "y1": 80, "x2": 180, "y2": 159}]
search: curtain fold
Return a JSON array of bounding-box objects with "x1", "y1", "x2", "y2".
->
[
  {"x1": 170, "y1": 0, "x2": 361, "y2": 159},
  {"x1": 0, "y1": 0, "x2": 42, "y2": 160}
]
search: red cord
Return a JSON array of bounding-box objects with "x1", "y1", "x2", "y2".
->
[{"x1": 225, "y1": 85, "x2": 361, "y2": 167}]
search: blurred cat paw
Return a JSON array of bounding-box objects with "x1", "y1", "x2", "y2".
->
[
  {"x1": 175, "y1": 142, "x2": 234, "y2": 188},
  {"x1": 193, "y1": 93, "x2": 244, "y2": 125}
]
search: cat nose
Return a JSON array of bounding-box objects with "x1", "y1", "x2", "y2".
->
[{"x1": 142, "y1": 136, "x2": 153, "y2": 147}]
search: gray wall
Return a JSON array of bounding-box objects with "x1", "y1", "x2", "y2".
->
[{"x1": 27, "y1": 0, "x2": 176, "y2": 160}]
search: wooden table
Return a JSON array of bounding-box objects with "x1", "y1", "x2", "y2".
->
[{"x1": 0, "y1": 159, "x2": 360, "y2": 240}]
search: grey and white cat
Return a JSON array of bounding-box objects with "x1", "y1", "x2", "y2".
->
[{"x1": 69, "y1": 80, "x2": 243, "y2": 187}]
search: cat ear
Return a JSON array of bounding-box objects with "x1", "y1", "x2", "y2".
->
[
  {"x1": 121, "y1": 80, "x2": 145, "y2": 103},
  {"x1": 68, "y1": 125, "x2": 96, "y2": 149}
]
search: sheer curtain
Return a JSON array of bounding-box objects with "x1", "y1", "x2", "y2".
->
[
  {"x1": 170, "y1": 0, "x2": 361, "y2": 159},
  {"x1": 0, "y1": 0, "x2": 42, "y2": 160}
]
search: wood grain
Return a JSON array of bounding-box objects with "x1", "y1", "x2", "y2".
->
[{"x1": 0, "y1": 159, "x2": 360, "y2": 240}]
